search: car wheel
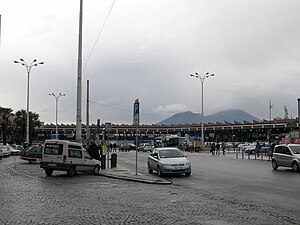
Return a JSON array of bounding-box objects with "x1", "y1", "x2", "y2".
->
[
  {"x1": 148, "y1": 163, "x2": 153, "y2": 174},
  {"x1": 185, "y1": 172, "x2": 191, "y2": 176},
  {"x1": 272, "y1": 160, "x2": 278, "y2": 170},
  {"x1": 67, "y1": 167, "x2": 76, "y2": 177},
  {"x1": 292, "y1": 162, "x2": 299, "y2": 172},
  {"x1": 45, "y1": 169, "x2": 53, "y2": 176},
  {"x1": 157, "y1": 165, "x2": 163, "y2": 177},
  {"x1": 93, "y1": 165, "x2": 100, "y2": 175}
]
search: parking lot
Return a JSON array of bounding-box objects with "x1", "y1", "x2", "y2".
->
[{"x1": 0, "y1": 152, "x2": 299, "y2": 225}]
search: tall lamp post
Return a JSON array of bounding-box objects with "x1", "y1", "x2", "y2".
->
[
  {"x1": 190, "y1": 72, "x2": 214, "y2": 147},
  {"x1": 49, "y1": 93, "x2": 66, "y2": 139},
  {"x1": 14, "y1": 59, "x2": 44, "y2": 144}
]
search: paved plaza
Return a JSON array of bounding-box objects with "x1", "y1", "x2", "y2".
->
[{"x1": 0, "y1": 154, "x2": 299, "y2": 225}]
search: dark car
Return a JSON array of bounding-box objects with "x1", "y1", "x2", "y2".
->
[
  {"x1": 20, "y1": 145, "x2": 43, "y2": 163},
  {"x1": 120, "y1": 143, "x2": 136, "y2": 152}
]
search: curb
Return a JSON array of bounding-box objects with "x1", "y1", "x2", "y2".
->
[{"x1": 99, "y1": 171, "x2": 172, "y2": 185}]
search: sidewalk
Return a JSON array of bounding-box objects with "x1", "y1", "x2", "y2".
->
[{"x1": 99, "y1": 164, "x2": 172, "y2": 185}]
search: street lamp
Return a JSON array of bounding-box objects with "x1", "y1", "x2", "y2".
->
[
  {"x1": 14, "y1": 59, "x2": 44, "y2": 144},
  {"x1": 49, "y1": 93, "x2": 66, "y2": 139},
  {"x1": 190, "y1": 72, "x2": 214, "y2": 147}
]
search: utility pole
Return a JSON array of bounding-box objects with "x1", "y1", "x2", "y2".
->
[
  {"x1": 86, "y1": 80, "x2": 90, "y2": 142},
  {"x1": 298, "y1": 98, "x2": 300, "y2": 139},
  {"x1": 76, "y1": 0, "x2": 83, "y2": 143}
]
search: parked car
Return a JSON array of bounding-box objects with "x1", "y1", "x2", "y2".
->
[
  {"x1": 244, "y1": 144, "x2": 256, "y2": 154},
  {"x1": 1, "y1": 145, "x2": 11, "y2": 157},
  {"x1": 259, "y1": 147, "x2": 271, "y2": 154},
  {"x1": 9, "y1": 146, "x2": 21, "y2": 155},
  {"x1": 120, "y1": 143, "x2": 136, "y2": 152},
  {"x1": 272, "y1": 144, "x2": 300, "y2": 172},
  {"x1": 0, "y1": 146, "x2": 3, "y2": 159},
  {"x1": 148, "y1": 147, "x2": 191, "y2": 177},
  {"x1": 40, "y1": 140, "x2": 101, "y2": 176},
  {"x1": 138, "y1": 143, "x2": 153, "y2": 152},
  {"x1": 20, "y1": 145, "x2": 43, "y2": 163}
]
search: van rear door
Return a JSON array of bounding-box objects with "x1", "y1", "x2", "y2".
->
[{"x1": 43, "y1": 142, "x2": 64, "y2": 163}]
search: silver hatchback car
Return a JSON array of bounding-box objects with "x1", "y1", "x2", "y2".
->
[
  {"x1": 148, "y1": 147, "x2": 191, "y2": 177},
  {"x1": 272, "y1": 144, "x2": 300, "y2": 172}
]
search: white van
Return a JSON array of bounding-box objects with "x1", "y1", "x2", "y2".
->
[{"x1": 40, "y1": 140, "x2": 101, "y2": 176}]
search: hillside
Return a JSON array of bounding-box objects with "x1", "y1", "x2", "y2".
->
[{"x1": 158, "y1": 110, "x2": 260, "y2": 125}]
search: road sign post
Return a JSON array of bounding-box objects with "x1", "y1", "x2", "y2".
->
[{"x1": 133, "y1": 99, "x2": 140, "y2": 175}]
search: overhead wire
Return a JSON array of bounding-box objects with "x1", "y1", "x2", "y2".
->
[
  {"x1": 89, "y1": 100, "x2": 160, "y2": 119},
  {"x1": 83, "y1": 0, "x2": 117, "y2": 72}
]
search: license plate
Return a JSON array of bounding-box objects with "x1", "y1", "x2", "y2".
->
[{"x1": 48, "y1": 163, "x2": 56, "y2": 167}]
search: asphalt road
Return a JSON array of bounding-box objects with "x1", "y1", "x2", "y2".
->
[
  {"x1": 0, "y1": 152, "x2": 299, "y2": 225},
  {"x1": 118, "y1": 151, "x2": 300, "y2": 215}
]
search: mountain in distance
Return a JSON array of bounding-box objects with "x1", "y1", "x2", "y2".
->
[{"x1": 157, "y1": 109, "x2": 261, "y2": 125}]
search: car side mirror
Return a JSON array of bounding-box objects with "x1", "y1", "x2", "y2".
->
[{"x1": 153, "y1": 153, "x2": 158, "y2": 158}]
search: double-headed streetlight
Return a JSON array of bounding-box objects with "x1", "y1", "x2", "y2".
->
[
  {"x1": 14, "y1": 59, "x2": 44, "y2": 144},
  {"x1": 49, "y1": 93, "x2": 66, "y2": 139},
  {"x1": 190, "y1": 72, "x2": 214, "y2": 147}
]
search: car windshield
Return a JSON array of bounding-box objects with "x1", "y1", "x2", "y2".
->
[
  {"x1": 290, "y1": 146, "x2": 300, "y2": 154},
  {"x1": 159, "y1": 149, "x2": 184, "y2": 158}
]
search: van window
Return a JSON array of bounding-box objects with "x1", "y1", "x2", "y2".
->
[
  {"x1": 83, "y1": 151, "x2": 92, "y2": 160},
  {"x1": 69, "y1": 145, "x2": 82, "y2": 150},
  {"x1": 44, "y1": 144, "x2": 63, "y2": 155},
  {"x1": 68, "y1": 149, "x2": 82, "y2": 159}
]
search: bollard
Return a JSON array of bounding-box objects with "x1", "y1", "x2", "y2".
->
[
  {"x1": 111, "y1": 153, "x2": 117, "y2": 168},
  {"x1": 236, "y1": 150, "x2": 238, "y2": 159},
  {"x1": 242, "y1": 149, "x2": 244, "y2": 159}
]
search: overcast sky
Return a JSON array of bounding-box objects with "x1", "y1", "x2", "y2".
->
[{"x1": 1, "y1": 0, "x2": 300, "y2": 125}]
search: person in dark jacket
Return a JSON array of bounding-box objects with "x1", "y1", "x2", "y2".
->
[
  {"x1": 216, "y1": 142, "x2": 220, "y2": 155},
  {"x1": 255, "y1": 141, "x2": 261, "y2": 157},
  {"x1": 270, "y1": 141, "x2": 276, "y2": 158},
  {"x1": 87, "y1": 140, "x2": 100, "y2": 160},
  {"x1": 211, "y1": 142, "x2": 216, "y2": 155}
]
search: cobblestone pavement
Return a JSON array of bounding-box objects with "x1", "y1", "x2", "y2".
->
[{"x1": 1, "y1": 158, "x2": 299, "y2": 225}]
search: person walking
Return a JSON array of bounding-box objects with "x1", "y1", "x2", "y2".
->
[
  {"x1": 211, "y1": 142, "x2": 216, "y2": 155},
  {"x1": 222, "y1": 142, "x2": 226, "y2": 155},
  {"x1": 270, "y1": 141, "x2": 276, "y2": 158},
  {"x1": 216, "y1": 142, "x2": 220, "y2": 155},
  {"x1": 255, "y1": 141, "x2": 261, "y2": 157}
]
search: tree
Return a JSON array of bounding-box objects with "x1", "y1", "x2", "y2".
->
[
  {"x1": 13, "y1": 109, "x2": 41, "y2": 145},
  {"x1": 0, "y1": 106, "x2": 14, "y2": 145}
]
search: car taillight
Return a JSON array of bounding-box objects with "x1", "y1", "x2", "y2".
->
[{"x1": 63, "y1": 155, "x2": 67, "y2": 162}]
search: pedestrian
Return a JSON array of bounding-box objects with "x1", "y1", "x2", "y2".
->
[
  {"x1": 211, "y1": 142, "x2": 215, "y2": 155},
  {"x1": 222, "y1": 142, "x2": 226, "y2": 155},
  {"x1": 255, "y1": 141, "x2": 261, "y2": 157},
  {"x1": 88, "y1": 140, "x2": 100, "y2": 160},
  {"x1": 216, "y1": 142, "x2": 220, "y2": 155},
  {"x1": 270, "y1": 141, "x2": 276, "y2": 158}
]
